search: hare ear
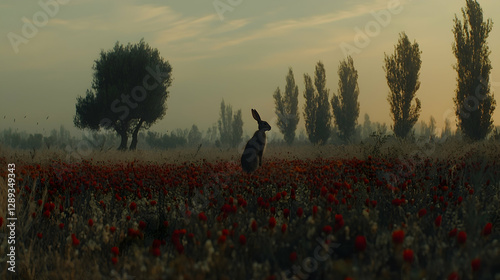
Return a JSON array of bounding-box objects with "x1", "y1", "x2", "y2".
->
[{"x1": 252, "y1": 109, "x2": 261, "y2": 122}]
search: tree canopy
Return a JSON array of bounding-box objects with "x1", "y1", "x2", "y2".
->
[{"x1": 74, "y1": 39, "x2": 172, "y2": 150}]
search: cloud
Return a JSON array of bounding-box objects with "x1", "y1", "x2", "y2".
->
[{"x1": 209, "y1": 1, "x2": 394, "y2": 51}]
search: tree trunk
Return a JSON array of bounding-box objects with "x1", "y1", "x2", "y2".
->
[
  {"x1": 129, "y1": 119, "x2": 144, "y2": 150},
  {"x1": 118, "y1": 130, "x2": 128, "y2": 151}
]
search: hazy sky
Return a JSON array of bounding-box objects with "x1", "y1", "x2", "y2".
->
[{"x1": 1, "y1": 0, "x2": 500, "y2": 139}]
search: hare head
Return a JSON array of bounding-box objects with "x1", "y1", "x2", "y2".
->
[
  {"x1": 241, "y1": 109, "x2": 271, "y2": 173},
  {"x1": 252, "y1": 109, "x2": 271, "y2": 132}
]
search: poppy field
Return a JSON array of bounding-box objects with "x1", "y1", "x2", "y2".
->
[{"x1": 1, "y1": 141, "x2": 500, "y2": 280}]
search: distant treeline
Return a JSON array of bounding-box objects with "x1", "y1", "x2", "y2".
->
[{"x1": 3, "y1": 117, "x2": 496, "y2": 151}]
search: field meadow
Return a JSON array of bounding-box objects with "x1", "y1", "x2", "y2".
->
[{"x1": 1, "y1": 138, "x2": 500, "y2": 280}]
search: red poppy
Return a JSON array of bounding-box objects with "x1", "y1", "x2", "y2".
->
[
  {"x1": 111, "y1": 257, "x2": 118, "y2": 264},
  {"x1": 482, "y1": 222, "x2": 492, "y2": 236},
  {"x1": 111, "y1": 246, "x2": 119, "y2": 256},
  {"x1": 71, "y1": 233, "x2": 80, "y2": 246},
  {"x1": 218, "y1": 235, "x2": 226, "y2": 244},
  {"x1": 247, "y1": 219, "x2": 256, "y2": 232},
  {"x1": 239, "y1": 234, "x2": 247, "y2": 245},
  {"x1": 403, "y1": 249, "x2": 414, "y2": 263},
  {"x1": 129, "y1": 202, "x2": 137, "y2": 212},
  {"x1": 448, "y1": 228, "x2": 457, "y2": 237},
  {"x1": 198, "y1": 212, "x2": 207, "y2": 222},
  {"x1": 88, "y1": 219, "x2": 94, "y2": 227},
  {"x1": 139, "y1": 221, "x2": 147, "y2": 230},
  {"x1": 59, "y1": 223, "x2": 64, "y2": 230},
  {"x1": 269, "y1": 217, "x2": 277, "y2": 229},
  {"x1": 297, "y1": 208, "x2": 303, "y2": 217},
  {"x1": 434, "y1": 215, "x2": 442, "y2": 227},
  {"x1": 457, "y1": 231, "x2": 467, "y2": 244},
  {"x1": 283, "y1": 208, "x2": 290, "y2": 219},
  {"x1": 392, "y1": 230, "x2": 405, "y2": 244},
  {"x1": 471, "y1": 258, "x2": 481, "y2": 272},
  {"x1": 37, "y1": 233, "x2": 43, "y2": 239},
  {"x1": 289, "y1": 252, "x2": 297, "y2": 262},
  {"x1": 323, "y1": 225, "x2": 333, "y2": 234},
  {"x1": 281, "y1": 224, "x2": 287, "y2": 234},
  {"x1": 418, "y1": 208, "x2": 427, "y2": 218},
  {"x1": 355, "y1": 235, "x2": 367, "y2": 252},
  {"x1": 110, "y1": 226, "x2": 116, "y2": 233},
  {"x1": 447, "y1": 272, "x2": 459, "y2": 280},
  {"x1": 151, "y1": 247, "x2": 161, "y2": 257}
]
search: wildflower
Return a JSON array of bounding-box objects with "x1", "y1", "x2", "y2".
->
[
  {"x1": 251, "y1": 220, "x2": 258, "y2": 232},
  {"x1": 111, "y1": 257, "x2": 118, "y2": 264},
  {"x1": 323, "y1": 225, "x2": 333, "y2": 235},
  {"x1": 269, "y1": 217, "x2": 277, "y2": 229},
  {"x1": 218, "y1": 235, "x2": 226, "y2": 244},
  {"x1": 418, "y1": 208, "x2": 427, "y2": 218},
  {"x1": 471, "y1": 258, "x2": 481, "y2": 272},
  {"x1": 151, "y1": 247, "x2": 161, "y2": 257},
  {"x1": 297, "y1": 207, "x2": 303, "y2": 217},
  {"x1": 88, "y1": 219, "x2": 94, "y2": 227},
  {"x1": 139, "y1": 221, "x2": 147, "y2": 230},
  {"x1": 71, "y1": 233, "x2": 80, "y2": 246},
  {"x1": 289, "y1": 252, "x2": 297, "y2": 262},
  {"x1": 198, "y1": 212, "x2": 207, "y2": 222},
  {"x1": 403, "y1": 249, "x2": 414, "y2": 263},
  {"x1": 434, "y1": 215, "x2": 442, "y2": 227},
  {"x1": 37, "y1": 233, "x2": 43, "y2": 239},
  {"x1": 312, "y1": 205, "x2": 318, "y2": 216},
  {"x1": 457, "y1": 231, "x2": 467, "y2": 244},
  {"x1": 334, "y1": 214, "x2": 344, "y2": 231},
  {"x1": 355, "y1": 235, "x2": 367, "y2": 252},
  {"x1": 283, "y1": 208, "x2": 290, "y2": 219},
  {"x1": 281, "y1": 224, "x2": 287, "y2": 234},
  {"x1": 111, "y1": 246, "x2": 119, "y2": 256},
  {"x1": 321, "y1": 186, "x2": 327, "y2": 197},
  {"x1": 129, "y1": 202, "x2": 137, "y2": 212},
  {"x1": 239, "y1": 234, "x2": 247, "y2": 245},
  {"x1": 43, "y1": 210, "x2": 50, "y2": 219},
  {"x1": 447, "y1": 272, "x2": 459, "y2": 280},
  {"x1": 176, "y1": 243, "x2": 184, "y2": 254},
  {"x1": 482, "y1": 222, "x2": 492, "y2": 236},
  {"x1": 150, "y1": 200, "x2": 157, "y2": 206},
  {"x1": 59, "y1": 223, "x2": 64, "y2": 230},
  {"x1": 110, "y1": 226, "x2": 116, "y2": 233},
  {"x1": 392, "y1": 230, "x2": 405, "y2": 244},
  {"x1": 448, "y1": 228, "x2": 457, "y2": 237}
]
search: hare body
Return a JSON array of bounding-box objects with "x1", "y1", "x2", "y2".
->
[{"x1": 241, "y1": 109, "x2": 271, "y2": 173}]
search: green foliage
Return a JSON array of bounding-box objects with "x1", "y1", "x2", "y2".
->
[
  {"x1": 303, "y1": 74, "x2": 317, "y2": 144},
  {"x1": 188, "y1": 124, "x2": 202, "y2": 146},
  {"x1": 218, "y1": 99, "x2": 243, "y2": 148},
  {"x1": 303, "y1": 61, "x2": 332, "y2": 145},
  {"x1": 273, "y1": 68, "x2": 300, "y2": 145},
  {"x1": 145, "y1": 131, "x2": 186, "y2": 149},
  {"x1": 331, "y1": 56, "x2": 360, "y2": 142},
  {"x1": 452, "y1": 0, "x2": 496, "y2": 141},
  {"x1": 384, "y1": 32, "x2": 422, "y2": 139},
  {"x1": 74, "y1": 39, "x2": 173, "y2": 150}
]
